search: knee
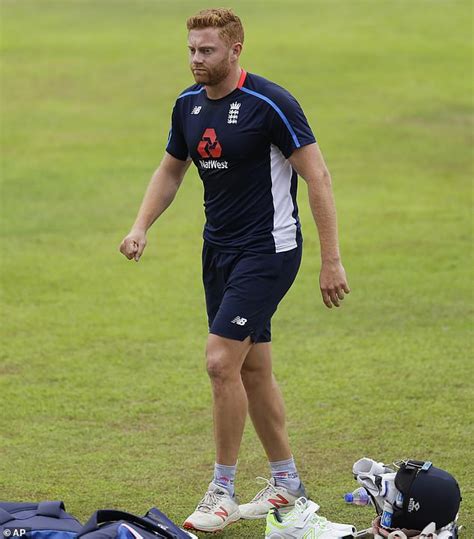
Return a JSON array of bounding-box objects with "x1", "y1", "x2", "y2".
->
[{"x1": 206, "y1": 344, "x2": 234, "y2": 384}]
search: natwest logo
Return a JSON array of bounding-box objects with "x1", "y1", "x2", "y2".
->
[
  {"x1": 197, "y1": 128, "x2": 222, "y2": 158},
  {"x1": 199, "y1": 160, "x2": 228, "y2": 169}
]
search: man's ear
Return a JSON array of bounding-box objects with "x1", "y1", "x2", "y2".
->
[{"x1": 231, "y1": 43, "x2": 243, "y2": 59}]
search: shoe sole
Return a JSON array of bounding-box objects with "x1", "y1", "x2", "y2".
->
[
  {"x1": 239, "y1": 514, "x2": 267, "y2": 520},
  {"x1": 240, "y1": 505, "x2": 295, "y2": 520},
  {"x1": 266, "y1": 532, "x2": 353, "y2": 539},
  {"x1": 183, "y1": 512, "x2": 241, "y2": 533}
]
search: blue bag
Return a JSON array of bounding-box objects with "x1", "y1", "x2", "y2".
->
[
  {"x1": 78, "y1": 509, "x2": 196, "y2": 539},
  {"x1": 0, "y1": 501, "x2": 82, "y2": 539}
]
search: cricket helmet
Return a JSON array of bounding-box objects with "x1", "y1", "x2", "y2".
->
[{"x1": 392, "y1": 460, "x2": 461, "y2": 530}]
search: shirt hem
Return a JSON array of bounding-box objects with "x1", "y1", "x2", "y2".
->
[
  {"x1": 203, "y1": 236, "x2": 302, "y2": 254},
  {"x1": 274, "y1": 241, "x2": 299, "y2": 253}
]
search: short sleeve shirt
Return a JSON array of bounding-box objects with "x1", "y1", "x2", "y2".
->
[{"x1": 166, "y1": 70, "x2": 316, "y2": 253}]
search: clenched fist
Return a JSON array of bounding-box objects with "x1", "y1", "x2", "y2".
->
[{"x1": 119, "y1": 230, "x2": 147, "y2": 262}]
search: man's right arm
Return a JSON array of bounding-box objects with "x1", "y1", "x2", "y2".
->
[{"x1": 119, "y1": 152, "x2": 191, "y2": 261}]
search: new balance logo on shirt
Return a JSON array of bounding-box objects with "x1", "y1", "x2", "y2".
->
[
  {"x1": 231, "y1": 316, "x2": 247, "y2": 326},
  {"x1": 191, "y1": 106, "x2": 202, "y2": 115}
]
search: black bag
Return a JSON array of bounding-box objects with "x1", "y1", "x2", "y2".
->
[
  {"x1": 78, "y1": 509, "x2": 195, "y2": 539},
  {"x1": 392, "y1": 460, "x2": 461, "y2": 530},
  {"x1": 0, "y1": 501, "x2": 82, "y2": 539}
]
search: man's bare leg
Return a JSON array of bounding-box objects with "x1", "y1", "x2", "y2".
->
[
  {"x1": 183, "y1": 333, "x2": 252, "y2": 532},
  {"x1": 206, "y1": 333, "x2": 253, "y2": 465},
  {"x1": 240, "y1": 342, "x2": 292, "y2": 462},
  {"x1": 238, "y1": 342, "x2": 305, "y2": 519}
]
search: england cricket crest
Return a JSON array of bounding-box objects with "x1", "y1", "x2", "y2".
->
[{"x1": 227, "y1": 102, "x2": 241, "y2": 124}]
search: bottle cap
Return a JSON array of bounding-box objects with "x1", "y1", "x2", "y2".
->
[{"x1": 343, "y1": 493, "x2": 354, "y2": 503}]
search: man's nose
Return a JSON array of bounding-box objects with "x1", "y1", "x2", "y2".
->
[{"x1": 192, "y1": 51, "x2": 204, "y2": 64}]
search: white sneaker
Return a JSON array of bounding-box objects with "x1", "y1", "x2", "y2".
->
[
  {"x1": 183, "y1": 481, "x2": 241, "y2": 533},
  {"x1": 239, "y1": 477, "x2": 306, "y2": 520},
  {"x1": 265, "y1": 497, "x2": 356, "y2": 538}
]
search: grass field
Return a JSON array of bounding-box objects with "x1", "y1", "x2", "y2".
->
[{"x1": 1, "y1": 0, "x2": 472, "y2": 536}]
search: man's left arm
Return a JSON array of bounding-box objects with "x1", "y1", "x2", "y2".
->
[{"x1": 289, "y1": 142, "x2": 350, "y2": 309}]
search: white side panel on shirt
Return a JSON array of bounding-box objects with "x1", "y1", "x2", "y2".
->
[{"x1": 270, "y1": 144, "x2": 298, "y2": 253}]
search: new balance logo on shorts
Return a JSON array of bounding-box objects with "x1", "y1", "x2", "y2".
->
[{"x1": 231, "y1": 316, "x2": 247, "y2": 326}]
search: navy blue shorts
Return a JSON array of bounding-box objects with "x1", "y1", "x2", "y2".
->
[{"x1": 202, "y1": 242, "x2": 302, "y2": 343}]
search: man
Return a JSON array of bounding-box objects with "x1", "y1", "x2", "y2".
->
[{"x1": 119, "y1": 8, "x2": 350, "y2": 534}]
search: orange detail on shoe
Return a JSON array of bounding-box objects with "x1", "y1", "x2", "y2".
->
[
  {"x1": 268, "y1": 494, "x2": 289, "y2": 508},
  {"x1": 237, "y1": 68, "x2": 247, "y2": 88},
  {"x1": 214, "y1": 506, "x2": 229, "y2": 521}
]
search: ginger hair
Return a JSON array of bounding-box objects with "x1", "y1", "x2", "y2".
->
[{"x1": 186, "y1": 8, "x2": 244, "y2": 46}]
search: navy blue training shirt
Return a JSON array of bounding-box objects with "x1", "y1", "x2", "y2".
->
[{"x1": 166, "y1": 70, "x2": 316, "y2": 254}]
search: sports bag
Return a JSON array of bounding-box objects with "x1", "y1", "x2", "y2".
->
[
  {"x1": 78, "y1": 508, "x2": 196, "y2": 539},
  {"x1": 0, "y1": 501, "x2": 82, "y2": 539}
]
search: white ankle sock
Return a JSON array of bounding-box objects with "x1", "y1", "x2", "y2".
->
[
  {"x1": 213, "y1": 462, "x2": 236, "y2": 497},
  {"x1": 270, "y1": 456, "x2": 301, "y2": 493}
]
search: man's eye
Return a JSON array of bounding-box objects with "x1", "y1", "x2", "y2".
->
[{"x1": 204, "y1": 49, "x2": 212, "y2": 54}]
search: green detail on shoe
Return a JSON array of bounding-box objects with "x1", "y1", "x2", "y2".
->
[{"x1": 266, "y1": 513, "x2": 286, "y2": 530}]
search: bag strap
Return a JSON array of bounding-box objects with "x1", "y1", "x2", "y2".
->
[
  {"x1": 146, "y1": 508, "x2": 189, "y2": 539},
  {"x1": 36, "y1": 502, "x2": 66, "y2": 519},
  {"x1": 0, "y1": 508, "x2": 13, "y2": 526},
  {"x1": 80, "y1": 510, "x2": 173, "y2": 539}
]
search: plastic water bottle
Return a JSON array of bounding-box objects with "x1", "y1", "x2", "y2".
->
[
  {"x1": 343, "y1": 487, "x2": 371, "y2": 506},
  {"x1": 394, "y1": 490, "x2": 404, "y2": 509},
  {"x1": 380, "y1": 500, "x2": 393, "y2": 528}
]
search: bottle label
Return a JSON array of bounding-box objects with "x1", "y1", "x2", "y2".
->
[{"x1": 381, "y1": 509, "x2": 393, "y2": 528}]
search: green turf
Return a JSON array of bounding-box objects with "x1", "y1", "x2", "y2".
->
[{"x1": 1, "y1": 0, "x2": 472, "y2": 536}]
